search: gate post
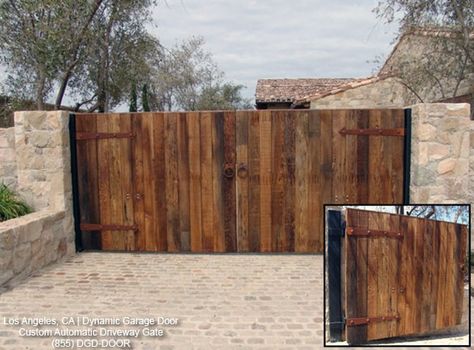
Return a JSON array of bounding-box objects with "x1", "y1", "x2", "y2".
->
[{"x1": 327, "y1": 209, "x2": 344, "y2": 342}]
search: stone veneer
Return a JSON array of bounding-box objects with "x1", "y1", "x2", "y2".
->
[
  {"x1": 0, "y1": 127, "x2": 17, "y2": 188},
  {"x1": 0, "y1": 111, "x2": 75, "y2": 287},
  {"x1": 310, "y1": 77, "x2": 419, "y2": 109},
  {"x1": 409, "y1": 103, "x2": 473, "y2": 248}
]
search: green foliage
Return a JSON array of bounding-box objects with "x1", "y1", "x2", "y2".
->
[
  {"x1": 142, "y1": 84, "x2": 150, "y2": 112},
  {"x1": 0, "y1": 183, "x2": 31, "y2": 222},
  {"x1": 129, "y1": 83, "x2": 137, "y2": 112},
  {"x1": 149, "y1": 37, "x2": 252, "y2": 111}
]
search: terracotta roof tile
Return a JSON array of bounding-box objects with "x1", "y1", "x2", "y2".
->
[{"x1": 255, "y1": 78, "x2": 357, "y2": 103}]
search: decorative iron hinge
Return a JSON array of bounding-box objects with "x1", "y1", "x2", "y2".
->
[
  {"x1": 346, "y1": 226, "x2": 403, "y2": 239},
  {"x1": 347, "y1": 314, "x2": 400, "y2": 327},
  {"x1": 76, "y1": 132, "x2": 134, "y2": 140},
  {"x1": 80, "y1": 223, "x2": 138, "y2": 231},
  {"x1": 339, "y1": 128, "x2": 405, "y2": 136}
]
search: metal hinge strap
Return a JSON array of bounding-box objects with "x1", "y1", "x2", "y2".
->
[
  {"x1": 80, "y1": 223, "x2": 138, "y2": 231},
  {"x1": 339, "y1": 128, "x2": 405, "y2": 136},
  {"x1": 76, "y1": 132, "x2": 134, "y2": 140},
  {"x1": 346, "y1": 226, "x2": 403, "y2": 239},
  {"x1": 347, "y1": 315, "x2": 400, "y2": 327}
]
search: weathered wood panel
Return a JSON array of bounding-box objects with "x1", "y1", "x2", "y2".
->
[
  {"x1": 345, "y1": 208, "x2": 467, "y2": 344},
  {"x1": 75, "y1": 109, "x2": 406, "y2": 253}
]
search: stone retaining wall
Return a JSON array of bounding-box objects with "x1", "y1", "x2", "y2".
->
[
  {"x1": 409, "y1": 103, "x2": 473, "y2": 248},
  {"x1": 0, "y1": 127, "x2": 17, "y2": 188},
  {"x1": 0, "y1": 111, "x2": 75, "y2": 288}
]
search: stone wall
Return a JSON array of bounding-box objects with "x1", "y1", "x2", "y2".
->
[
  {"x1": 0, "y1": 127, "x2": 17, "y2": 188},
  {"x1": 409, "y1": 103, "x2": 473, "y2": 248},
  {"x1": 310, "y1": 77, "x2": 419, "y2": 109},
  {"x1": 0, "y1": 111, "x2": 75, "y2": 288}
]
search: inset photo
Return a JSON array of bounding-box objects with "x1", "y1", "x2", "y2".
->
[{"x1": 324, "y1": 205, "x2": 471, "y2": 347}]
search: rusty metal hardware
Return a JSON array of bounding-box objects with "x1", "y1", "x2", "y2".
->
[
  {"x1": 76, "y1": 132, "x2": 134, "y2": 140},
  {"x1": 346, "y1": 226, "x2": 403, "y2": 239},
  {"x1": 237, "y1": 164, "x2": 248, "y2": 179},
  {"x1": 339, "y1": 128, "x2": 405, "y2": 137},
  {"x1": 223, "y1": 166, "x2": 235, "y2": 178},
  {"x1": 347, "y1": 314, "x2": 400, "y2": 327},
  {"x1": 80, "y1": 223, "x2": 138, "y2": 231}
]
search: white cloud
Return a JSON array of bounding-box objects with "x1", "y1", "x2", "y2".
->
[{"x1": 151, "y1": 0, "x2": 399, "y2": 101}]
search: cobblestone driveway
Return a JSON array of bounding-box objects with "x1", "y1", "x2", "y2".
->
[{"x1": 0, "y1": 253, "x2": 322, "y2": 350}]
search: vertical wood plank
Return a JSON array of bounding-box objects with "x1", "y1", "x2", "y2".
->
[
  {"x1": 152, "y1": 113, "x2": 168, "y2": 251},
  {"x1": 212, "y1": 112, "x2": 225, "y2": 252},
  {"x1": 223, "y1": 111, "x2": 237, "y2": 252},
  {"x1": 188, "y1": 112, "x2": 202, "y2": 252},
  {"x1": 405, "y1": 217, "x2": 417, "y2": 335},
  {"x1": 436, "y1": 221, "x2": 449, "y2": 328},
  {"x1": 178, "y1": 113, "x2": 190, "y2": 251},
  {"x1": 200, "y1": 112, "x2": 214, "y2": 251},
  {"x1": 142, "y1": 113, "x2": 157, "y2": 251},
  {"x1": 332, "y1": 110, "x2": 346, "y2": 205},
  {"x1": 76, "y1": 115, "x2": 101, "y2": 250},
  {"x1": 259, "y1": 111, "x2": 272, "y2": 252},
  {"x1": 345, "y1": 209, "x2": 368, "y2": 344},
  {"x1": 248, "y1": 112, "x2": 261, "y2": 252},
  {"x1": 284, "y1": 111, "x2": 296, "y2": 252},
  {"x1": 390, "y1": 109, "x2": 405, "y2": 202},
  {"x1": 367, "y1": 211, "x2": 379, "y2": 340},
  {"x1": 295, "y1": 111, "x2": 309, "y2": 252},
  {"x1": 319, "y1": 110, "x2": 333, "y2": 214},
  {"x1": 428, "y1": 219, "x2": 440, "y2": 331},
  {"x1": 165, "y1": 113, "x2": 180, "y2": 252},
  {"x1": 119, "y1": 114, "x2": 135, "y2": 251},
  {"x1": 132, "y1": 114, "x2": 145, "y2": 251},
  {"x1": 368, "y1": 110, "x2": 384, "y2": 203},
  {"x1": 455, "y1": 224, "x2": 468, "y2": 324},
  {"x1": 398, "y1": 215, "x2": 409, "y2": 335},
  {"x1": 355, "y1": 110, "x2": 369, "y2": 203},
  {"x1": 386, "y1": 213, "x2": 399, "y2": 338},
  {"x1": 344, "y1": 110, "x2": 358, "y2": 204},
  {"x1": 271, "y1": 111, "x2": 285, "y2": 251},
  {"x1": 420, "y1": 218, "x2": 434, "y2": 333},
  {"x1": 308, "y1": 111, "x2": 321, "y2": 252},
  {"x1": 236, "y1": 111, "x2": 249, "y2": 252}
]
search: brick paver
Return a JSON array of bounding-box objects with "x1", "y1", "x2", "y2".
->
[{"x1": 0, "y1": 253, "x2": 322, "y2": 350}]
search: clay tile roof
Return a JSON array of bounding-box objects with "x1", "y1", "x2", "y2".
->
[
  {"x1": 295, "y1": 76, "x2": 389, "y2": 103},
  {"x1": 255, "y1": 78, "x2": 358, "y2": 103}
]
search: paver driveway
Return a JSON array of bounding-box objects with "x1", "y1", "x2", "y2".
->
[{"x1": 0, "y1": 253, "x2": 322, "y2": 350}]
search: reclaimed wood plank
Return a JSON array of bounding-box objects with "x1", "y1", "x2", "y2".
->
[
  {"x1": 386, "y1": 213, "x2": 399, "y2": 338},
  {"x1": 259, "y1": 111, "x2": 272, "y2": 252},
  {"x1": 295, "y1": 110, "x2": 308, "y2": 252},
  {"x1": 284, "y1": 110, "x2": 296, "y2": 252},
  {"x1": 345, "y1": 208, "x2": 368, "y2": 344},
  {"x1": 366, "y1": 211, "x2": 379, "y2": 340},
  {"x1": 420, "y1": 218, "x2": 433, "y2": 333},
  {"x1": 308, "y1": 111, "x2": 321, "y2": 252},
  {"x1": 132, "y1": 114, "x2": 145, "y2": 251},
  {"x1": 178, "y1": 113, "x2": 190, "y2": 251},
  {"x1": 236, "y1": 111, "x2": 249, "y2": 252},
  {"x1": 397, "y1": 215, "x2": 409, "y2": 335},
  {"x1": 319, "y1": 110, "x2": 333, "y2": 213},
  {"x1": 188, "y1": 112, "x2": 202, "y2": 252},
  {"x1": 455, "y1": 224, "x2": 468, "y2": 324},
  {"x1": 428, "y1": 218, "x2": 440, "y2": 331},
  {"x1": 165, "y1": 113, "x2": 180, "y2": 252},
  {"x1": 142, "y1": 113, "x2": 157, "y2": 251},
  {"x1": 200, "y1": 112, "x2": 214, "y2": 252},
  {"x1": 355, "y1": 110, "x2": 369, "y2": 203},
  {"x1": 271, "y1": 111, "x2": 285, "y2": 252},
  {"x1": 344, "y1": 110, "x2": 358, "y2": 204},
  {"x1": 390, "y1": 109, "x2": 405, "y2": 202},
  {"x1": 119, "y1": 114, "x2": 135, "y2": 251},
  {"x1": 152, "y1": 112, "x2": 168, "y2": 251},
  {"x1": 223, "y1": 111, "x2": 236, "y2": 252},
  {"x1": 212, "y1": 112, "x2": 225, "y2": 252},
  {"x1": 331, "y1": 110, "x2": 346, "y2": 204},
  {"x1": 248, "y1": 112, "x2": 261, "y2": 252},
  {"x1": 75, "y1": 115, "x2": 101, "y2": 250}
]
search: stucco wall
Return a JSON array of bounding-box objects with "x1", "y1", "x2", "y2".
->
[
  {"x1": 310, "y1": 77, "x2": 418, "y2": 109},
  {"x1": 409, "y1": 103, "x2": 472, "y2": 249},
  {"x1": 0, "y1": 127, "x2": 17, "y2": 188},
  {"x1": 0, "y1": 111, "x2": 75, "y2": 288}
]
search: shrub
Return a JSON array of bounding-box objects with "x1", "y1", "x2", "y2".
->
[{"x1": 0, "y1": 183, "x2": 32, "y2": 222}]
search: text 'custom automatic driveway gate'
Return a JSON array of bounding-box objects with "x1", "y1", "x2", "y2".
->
[{"x1": 71, "y1": 109, "x2": 408, "y2": 253}]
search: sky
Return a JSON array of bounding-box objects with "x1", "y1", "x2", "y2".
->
[{"x1": 150, "y1": 0, "x2": 400, "y2": 101}]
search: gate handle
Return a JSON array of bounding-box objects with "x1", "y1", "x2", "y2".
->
[
  {"x1": 223, "y1": 166, "x2": 235, "y2": 178},
  {"x1": 237, "y1": 163, "x2": 248, "y2": 179}
]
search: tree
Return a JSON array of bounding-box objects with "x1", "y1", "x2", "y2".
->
[
  {"x1": 0, "y1": 0, "x2": 158, "y2": 111},
  {"x1": 142, "y1": 84, "x2": 150, "y2": 112},
  {"x1": 129, "y1": 83, "x2": 137, "y2": 112},
  {"x1": 149, "y1": 37, "x2": 252, "y2": 111},
  {"x1": 68, "y1": 0, "x2": 160, "y2": 112},
  {"x1": 374, "y1": 0, "x2": 473, "y2": 103}
]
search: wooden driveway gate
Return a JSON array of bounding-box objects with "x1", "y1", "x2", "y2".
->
[
  {"x1": 71, "y1": 109, "x2": 408, "y2": 253},
  {"x1": 329, "y1": 208, "x2": 468, "y2": 344}
]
